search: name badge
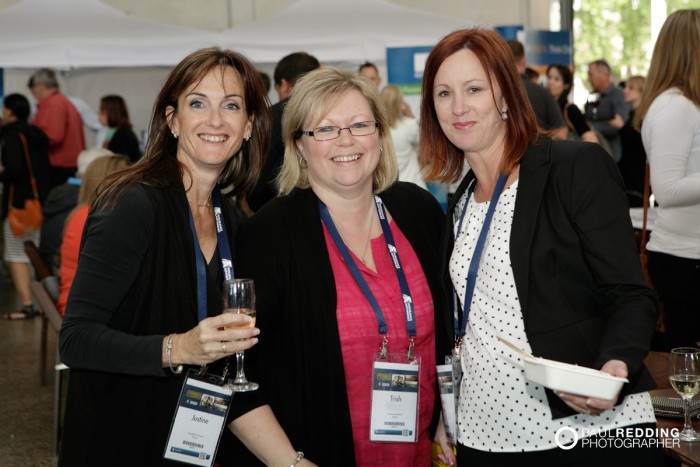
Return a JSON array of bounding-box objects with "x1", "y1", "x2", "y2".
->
[
  {"x1": 437, "y1": 363, "x2": 456, "y2": 442},
  {"x1": 164, "y1": 370, "x2": 233, "y2": 466},
  {"x1": 370, "y1": 354, "x2": 420, "y2": 443}
]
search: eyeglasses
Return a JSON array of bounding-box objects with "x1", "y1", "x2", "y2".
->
[{"x1": 301, "y1": 121, "x2": 378, "y2": 141}]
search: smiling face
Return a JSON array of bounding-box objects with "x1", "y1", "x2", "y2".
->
[
  {"x1": 167, "y1": 66, "x2": 253, "y2": 176},
  {"x1": 432, "y1": 48, "x2": 507, "y2": 159},
  {"x1": 546, "y1": 67, "x2": 566, "y2": 100},
  {"x1": 295, "y1": 89, "x2": 381, "y2": 198}
]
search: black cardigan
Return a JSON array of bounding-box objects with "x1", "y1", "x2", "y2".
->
[
  {"x1": 442, "y1": 139, "x2": 658, "y2": 419},
  {"x1": 228, "y1": 183, "x2": 448, "y2": 466},
  {"x1": 59, "y1": 181, "x2": 247, "y2": 466}
]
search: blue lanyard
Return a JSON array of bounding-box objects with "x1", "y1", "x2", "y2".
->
[
  {"x1": 452, "y1": 173, "x2": 508, "y2": 341},
  {"x1": 319, "y1": 195, "x2": 417, "y2": 358},
  {"x1": 187, "y1": 188, "x2": 234, "y2": 323}
]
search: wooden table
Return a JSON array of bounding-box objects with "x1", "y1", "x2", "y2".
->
[{"x1": 652, "y1": 389, "x2": 700, "y2": 466}]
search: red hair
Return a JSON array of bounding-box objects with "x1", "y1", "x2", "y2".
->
[{"x1": 419, "y1": 28, "x2": 539, "y2": 182}]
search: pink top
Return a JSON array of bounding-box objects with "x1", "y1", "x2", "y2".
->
[
  {"x1": 324, "y1": 219, "x2": 435, "y2": 467},
  {"x1": 57, "y1": 205, "x2": 89, "y2": 315}
]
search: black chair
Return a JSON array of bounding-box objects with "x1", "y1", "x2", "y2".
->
[{"x1": 30, "y1": 280, "x2": 67, "y2": 456}]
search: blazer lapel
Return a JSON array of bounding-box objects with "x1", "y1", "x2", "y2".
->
[{"x1": 510, "y1": 140, "x2": 552, "y2": 318}]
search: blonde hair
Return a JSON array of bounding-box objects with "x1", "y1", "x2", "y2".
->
[
  {"x1": 78, "y1": 155, "x2": 131, "y2": 208},
  {"x1": 635, "y1": 9, "x2": 700, "y2": 130},
  {"x1": 277, "y1": 67, "x2": 398, "y2": 195},
  {"x1": 626, "y1": 75, "x2": 646, "y2": 94},
  {"x1": 380, "y1": 84, "x2": 404, "y2": 128}
]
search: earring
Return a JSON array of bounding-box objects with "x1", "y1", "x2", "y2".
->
[
  {"x1": 298, "y1": 156, "x2": 307, "y2": 168},
  {"x1": 172, "y1": 131, "x2": 178, "y2": 139},
  {"x1": 501, "y1": 108, "x2": 508, "y2": 121},
  {"x1": 245, "y1": 135, "x2": 251, "y2": 141}
]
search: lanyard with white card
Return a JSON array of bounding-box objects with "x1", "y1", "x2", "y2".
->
[
  {"x1": 164, "y1": 370, "x2": 233, "y2": 466},
  {"x1": 319, "y1": 195, "x2": 420, "y2": 443},
  {"x1": 164, "y1": 187, "x2": 235, "y2": 465}
]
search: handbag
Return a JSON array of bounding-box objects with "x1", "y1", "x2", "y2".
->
[{"x1": 7, "y1": 133, "x2": 43, "y2": 237}]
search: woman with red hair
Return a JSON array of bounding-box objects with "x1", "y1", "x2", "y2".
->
[{"x1": 420, "y1": 28, "x2": 661, "y2": 466}]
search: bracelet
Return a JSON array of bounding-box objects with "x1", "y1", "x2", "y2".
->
[
  {"x1": 166, "y1": 334, "x2": 183, "y2": 374},
  {"x1": 290, "y1": 451, "x2": 304, "y2": 466}
]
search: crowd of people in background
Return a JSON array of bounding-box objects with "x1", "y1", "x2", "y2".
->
[{"x1": 0, "y1": 8, "x2": 697, "y2": 467}]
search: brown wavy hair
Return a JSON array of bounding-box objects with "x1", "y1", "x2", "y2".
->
[{"x1": 96, "y1": 47, "x2": 271, "y2": 206}]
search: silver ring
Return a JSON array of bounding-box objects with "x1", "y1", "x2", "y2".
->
[{"x1": 222, "y1": 342, "x2": 227, "y2": 353}]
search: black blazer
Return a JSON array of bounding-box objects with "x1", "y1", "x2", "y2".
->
[{"x1": 442, "y1": 138, "x2": 658, "y2": 419}]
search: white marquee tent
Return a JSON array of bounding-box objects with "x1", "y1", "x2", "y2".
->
[
  {"x1": 216, "y1": 0, "x2": 468, "y2": 65},
  {"x1": 0, "y1": 0, "x2": 469, "y2": 139}
]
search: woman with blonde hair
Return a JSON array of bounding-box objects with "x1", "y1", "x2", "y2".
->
[
  {"x1": 635, "y1": 9, "x2": 700, "y2": 350},
  {"x1": 229, "y1": 67, "x2": 451, "y2": 466},
  {"x1": 380, "y1": 84, "x2": 426, "y2": 188},
  {"x1": 56, "y1": 154, "x2": 130, "y2": 315}
]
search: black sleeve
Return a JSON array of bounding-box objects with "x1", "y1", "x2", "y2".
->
[
  {"x1": 1, "y1": 132, "x2": 27, "y2": 185},
  {"x1": 247, "y1": 101, "x2": 285, "y2": 211},
  {"x1": 108, "y1": 128, "x2": 142, "y2": 162},
  {"x1": 59, "y1": 185, "x2": 165, "y2": 376},
  {"x1": 566, "y1": 104, "x2": 593, "y2": 138}
]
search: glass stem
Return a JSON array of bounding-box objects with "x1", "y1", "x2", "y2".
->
[
  {"x1": 685, "y1": 397, "x2": 693, "y2": 432},
  {"x1": 234, "y1": 351, "x2": 248, "y2": 384}
]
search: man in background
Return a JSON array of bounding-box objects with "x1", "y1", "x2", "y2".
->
[
  {"x1": 358, "y1": 61, "x2": 382, "y2": 88},
  {"x1": 507, "y1": 40, "x2": 568, "y2": 140},
  {"x1": 585, "y1": 59, "x2": 630, "y2": 162},
  {"x1": 28, "y1": 68, "x2": 85, "y2": 189},
  {"x1": 246, "y1": 52, "x2": 320, "y2": 212}
]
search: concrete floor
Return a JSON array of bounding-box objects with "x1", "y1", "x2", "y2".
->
[{"x1": 0, "y1": 275, "x2": 59, "y2": 466}]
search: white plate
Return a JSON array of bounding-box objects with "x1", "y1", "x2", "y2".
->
[{"x1": 523, "y1": 357, "x2": 628, "y2": 400}]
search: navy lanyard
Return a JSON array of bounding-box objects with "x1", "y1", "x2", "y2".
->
[
  {"x1": 452, "y1": 173, "x2": 508, "y2": 342},
  {"x1": 318, "y1": 195, "x2": 417, "y2": 358},
  {"x1": 187, "y1": 188, "x2": 234, "y2": 323}
]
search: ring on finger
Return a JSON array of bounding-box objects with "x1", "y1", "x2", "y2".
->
[{"x1": 222, "y1": 342, "x2": 227, "y2": 353}]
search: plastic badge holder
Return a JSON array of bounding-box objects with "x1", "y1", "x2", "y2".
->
[{"x1": 523, "y1": 357, "x2": 628, "y2": 400}]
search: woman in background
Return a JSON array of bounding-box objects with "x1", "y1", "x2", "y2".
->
[
  {"x1": 99, "y1": 94, "x2": 142, "y2": 162},
  {"x1": 546, "y1": 64, "x2": 600, "y2": 144},
  {"x1": 617, "y1": 76, "x2": 648, "y2": 207},
  {"x1": 1, "y1": 93, "x2": 51, "y2": 320},
  {"x1": 56, "y1": 154, "x2": 130, "y2": 315},
  {"x1": 380, "y1": 84, "x2": 426, "y2": 188},
  {"x1": 635, "y1": 9, "x2": 700, "y2": 350}
]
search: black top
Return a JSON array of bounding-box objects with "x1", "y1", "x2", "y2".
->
[
  {"x1": 38, "y1": 181, "x2": 80, "y2": 273},
  {"x1": 442, "y1": 139, "x2": 658, "y2": 419},
  {"x1": 106, "y1": 126, "x2": 142, "y2": 162},
  {"x1": 562, "y1": 102, "x2": 593, "y2": 138},
  {"x1": 617, "y1": 109, "x2": 648, "y2": 207},
  {"x1": 229, "y1": 183, "x2": 449, "y2": 466},
  {"x1": 0, "y1": 121, "x2": 51, "y2": 219},
  {"x1": 58, "y1": 181, "x2": 247, "y2": 466},
  {"x1": 246, "y1": 98, "x2": 286, "y2": 211}
]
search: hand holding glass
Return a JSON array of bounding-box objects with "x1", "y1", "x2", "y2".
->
[
  {"x1": 669, "y1": 347, "x2": 700, "y2": 442},
  {"x1": 223, "y1": 279, "x2": 258, "y2": 392}
]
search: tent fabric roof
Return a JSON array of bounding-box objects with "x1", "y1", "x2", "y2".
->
[
  {"x1": 218, "y1": 0, "x2": 469, "y2": 63},
  {"x1": 0, "y1": 0, "x2": 468, "y2": 68},
  {"x1": 0, "y1": 0, "x2": 219, "y2": 68}
]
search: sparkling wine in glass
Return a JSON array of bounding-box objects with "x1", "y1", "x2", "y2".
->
[
  {"x1": 223, "y1": 278, "x2": 258, "y2": 392},
  {"x1": 669, "y1": 347, "x2": 700, "y2": 442}
]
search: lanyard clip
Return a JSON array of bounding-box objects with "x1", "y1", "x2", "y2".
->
[
  {"x1": 452, "y1": 336, "x2": 463, "y2": 361},
  {"x1": 407, "y1": 337, "x2": 415, "y2": 361},
  {"x1": 379, "y1": 334, "x2": 389, "y2": 359}
]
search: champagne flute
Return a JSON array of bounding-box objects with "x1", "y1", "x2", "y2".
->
[
  {"x1": 223, "y1": 278, "x2": 258, "y2": 392},
  {"x1": 669, "y1": 347, "x2": 700, "y2": 442},
  {"x1": 587, "y1": 92, "x2": 601, "y2": 120}
]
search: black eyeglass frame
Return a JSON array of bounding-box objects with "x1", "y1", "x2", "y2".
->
[{"x1": 299, "y1": 121, "x2": 379, "y2": 141}]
